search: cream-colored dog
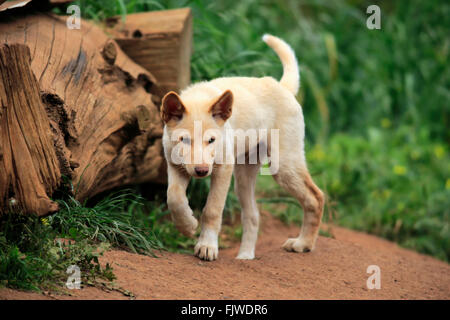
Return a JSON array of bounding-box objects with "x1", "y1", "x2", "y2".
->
[{"x1": 160, "y1": 34, "x2": 324, "y2": 261}]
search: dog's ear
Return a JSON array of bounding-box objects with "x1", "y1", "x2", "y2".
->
[
  {"x1": 209, "y1": 90, "x2": 233, "y2": 123},
  {"x1": 161, "y1": 91, "x2": 186, "y2": 124}
]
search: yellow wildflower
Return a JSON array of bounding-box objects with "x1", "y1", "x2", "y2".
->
[
  {"x1": 434, "y1": 145, "x2": 445, "y2": 159},
  {"x1": 393, "y1": 165, "x2": 407, "y2": 176},
  {"x1": 310, "y1": 145, "x2": 325, "y2": 161},
  {"x1": 381, "y1": 118, "x2": 391, "y2": 128},
  {"x1": 41, "y1": 218, "x2": 50, "y2": 226}
]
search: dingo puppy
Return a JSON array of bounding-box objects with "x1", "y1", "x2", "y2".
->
[{"x1": 160, "y1": 34, "x2": 324, "y2": 261}]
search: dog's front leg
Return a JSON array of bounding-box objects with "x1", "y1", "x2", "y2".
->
[
  {"x1": 167, "y1": 163, "x2": 198, "y2": 237},
  {"x1": 195, "y1": 164, "x2": 233, "y2": 261}
]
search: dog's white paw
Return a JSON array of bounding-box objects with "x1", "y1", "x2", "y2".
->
[
  {"x1": 194, "y1": 242, "x2": 218, "y2": 261},
  {"x1": 282, "y1": 237, "x2": 314, "y2": 253},
  {"x1": 236, "y1": 251, "x2": 255, "y2": 260},
  {"x1": 194, "y1": 229, "x2": 219, "y2": 261}
]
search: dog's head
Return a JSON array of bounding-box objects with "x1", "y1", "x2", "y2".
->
[{"x1": 160, "y1": 90, "x2": 233, "y2": 178}]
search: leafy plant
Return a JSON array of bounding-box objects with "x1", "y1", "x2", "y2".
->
[
  {"x1": 0, "y1": 214, "x2": 114, "y2": 291},
  {"x1": 50, "y1": 191, "x2": 162, "y2": 255}
]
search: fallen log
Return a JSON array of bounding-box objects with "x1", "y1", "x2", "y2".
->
[
  {"x1": 0, "y1": 12, "x2": 167, "y2": 216},
  {"x1": 106, "y1": 8, "x2": 193, "y2": 94}
]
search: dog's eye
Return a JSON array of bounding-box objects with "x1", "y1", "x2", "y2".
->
[
  {"x1": 180, "y1": 136, "x2": 190, "y2": 144},
  {"x1": 208, "y1": 137, "x2": 216, "y2": 144}
]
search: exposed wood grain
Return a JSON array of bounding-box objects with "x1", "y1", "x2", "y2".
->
[
  {"x1": 106, "y1": 8, "x2": 193, "y2": 94},
  {"x1": 0, "y1": 12, "x2": 167, "y2": 216},
  {"x1": 0, "y1": 44, "x2": 60, "y2": 215}
]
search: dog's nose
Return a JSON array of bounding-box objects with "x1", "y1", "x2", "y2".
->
[{"x1": 194, "y1": 166, "x2": 209, "y2": 177}]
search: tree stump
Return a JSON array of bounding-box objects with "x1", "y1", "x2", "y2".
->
[
  {"x1": 106, "y1": 8, "x2": 193, "y2": 94},
  {"x1": 0, "y1": 12, "x2": 168, "y2": 216}
]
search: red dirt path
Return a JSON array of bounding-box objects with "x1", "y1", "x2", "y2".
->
[{"x1": 1, "y1": 213, "x2": 449, "y2": 300}]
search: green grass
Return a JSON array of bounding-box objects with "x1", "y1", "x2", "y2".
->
[
  {"x1": 0, "y1": 188, "x2": 198, "y2": 291},
  {"x1": 0, "y1": 214, "x2": 114, "y2": 291},
  {"x1": 309, "y1": 129, "x2": 449, "y2": 261},
  {"x1": 50, "y1": 191, "x2": 163, "y2": 255},
  {"x1": 52, "y1": 187, "x2": 200, "y2": 256}
]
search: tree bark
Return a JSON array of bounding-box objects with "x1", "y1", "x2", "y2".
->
[
  {"x1": 106, "y1": 8, "x2": 193, "y2": 95},
  {"x1": 0, "y1": 12, "x2": 168, "y2": 216},
  {"x1": 0, "y1": 44, "x2": 60, "y2": 215}
]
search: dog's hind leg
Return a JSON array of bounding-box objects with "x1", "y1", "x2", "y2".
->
[
  {"x1": 234, "y1": 163, "x2": 261, "y2": 259},
  {"x1": 273, "y1": 161, "x2": 324, "y2": 253}
]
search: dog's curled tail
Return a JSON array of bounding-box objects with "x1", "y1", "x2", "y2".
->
[{"x1": 262, "y1": 34, "x2": 300, "y2": 95}]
